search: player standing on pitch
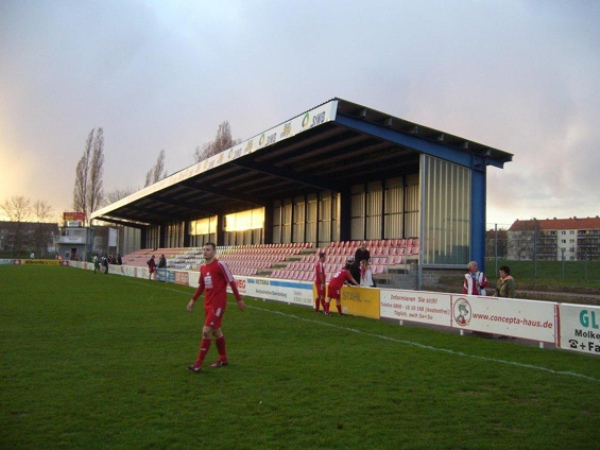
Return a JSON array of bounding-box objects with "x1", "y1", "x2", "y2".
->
[
  {"x1": 314, "y1": 252, "x2": 327, "y2": 313},
  {"x1": 187, "y1": 242, "x2": 246, "y2": 372},
  {"x1": 324, "y1": 262, "x2": 358, "y2": 316}
]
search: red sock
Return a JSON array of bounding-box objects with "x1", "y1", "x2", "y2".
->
[
  {"x1": 216, "y1": 336, "x2": 227, "y2": 362},
  {"x1": 195, "y1": 338, "x2": 211, "y2": 367},
  {"x1": 324, "y1": 302, "x2": 330, "y2": 314},
  {"x1": 320, "y1": 298, "x2": 326, "y2": 310},
  {"x1": 315, "y1": 298, "x2": 321, "y2": 312},
  {"x1": 336, "y1": 304, "x2": 342, "y2": 314}
]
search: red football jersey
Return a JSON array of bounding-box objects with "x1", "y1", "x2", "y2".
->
[
  {"x1": 314, "y1": 261, "x2": 325, "y2": 284},
  {"x1": 328, "y1": 268, "x2": 353, "y2": 291},
  {"x1": 192, "y1": 259, "x2": 241, "y2": 307}
]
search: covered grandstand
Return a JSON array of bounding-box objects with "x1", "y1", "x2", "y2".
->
[{"x1": 91, "y1": 98, "x2": 512, "y2": 287}]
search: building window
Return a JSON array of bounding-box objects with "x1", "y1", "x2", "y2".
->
[
  {"x1": 570, "y1": 239, "x2": 575, "y2": 244},
  {"x1": 569, "y1": 230, "x2": 575, "y2": 235},
  {"x1": 561, "y1": 239, "x2": 566, "y2": 244},
  {"x1": 561, "y1": 231, "x2": 566, "y2": 235}
]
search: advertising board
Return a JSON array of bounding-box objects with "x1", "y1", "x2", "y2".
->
[
  {"x1": 450, "y1": 295, "x2": 556, "y2": 342},
  {"x1": 380, "y1": 290, "x2": 451, "y2": 326},
  {"x1": 245, "y1": 277, "x2": 313, "y2": 307},
  {"x1": 337, "y1": 286, "x2": 380, "y2": 319},
  {"x1": 558, "y1": 304, "x2": 600, "y2": 355}
]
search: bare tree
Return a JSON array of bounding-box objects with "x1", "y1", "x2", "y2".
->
[
  {"x1": 0, "y1": 195, "x2": 32, "y2": 222},
  {"x1": 103, "y1": 187, "x2": 136, "y2": 207},
  {"x1": 32, "y1": 200, "x2": 53, "y2": 222},
  {"x1": 193, "y1": 121, "x2": 241, "y2": 163},
  {"x1": 0, "y1": 195, "x2": 32, "y2": 257},
  {"x1": 73, "y1": 129, "x2": 94, "y2": 215},
  {"x1": 88, "y1": 128, "x2": 105, "y2": 215},
  {"x1": 144, "y1": 149, "x2": 167, "y2": 187}
]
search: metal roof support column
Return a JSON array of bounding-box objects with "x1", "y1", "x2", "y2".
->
[
  {"x1": 141, "y1": 227, "x2": 147, "y2": 249},
  {"x1": 340, "y1": 190, "x2": 351, "y2": 242},
  {"x1": 417, "y1": 154, "x2": 426, "y2": 290},
  {"x1": 183, "y1": 220, "x2": 191, "y2": 247},
  {"x1": 471, "y1": 169, "x2": 487, "y2": 273},
  {"x1": 217, "y1": 215, "x2": 225, "y2": 247},
  {"x1": 159, "y1": 224, "x2": 167, "y2": 249},
  {"x1": 264, "y1": 203, "x2": 273, "y2": 245}
]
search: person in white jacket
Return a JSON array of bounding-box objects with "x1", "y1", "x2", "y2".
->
[{"x1": 360, "y1": 259, "x2": 376, "y2": 287}]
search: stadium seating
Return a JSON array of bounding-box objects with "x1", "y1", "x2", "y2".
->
[{"x1": 120, "y1": 239, "x2": 417, "y2": 282}]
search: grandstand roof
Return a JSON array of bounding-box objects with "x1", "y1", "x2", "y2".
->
[{"x1": 91, "y1": 98, "x2": 513, "y2": 226}]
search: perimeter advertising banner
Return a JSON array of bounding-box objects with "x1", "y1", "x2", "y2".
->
[
  {"x1": 19, "y1": 259, "x2": 62, "y2": 266},
  {"x1": 558, "y1": 304, "x2": 600, "y2": 355},
  {"x1": 338, "y1": 286, "x2": 380, "y2": 319},
  {"x1": 244, "y1": 277, "x2": 313, "y2": 307},
  {"x1": 450, "y1": 295, "x2": 556, "y2": 343},
  {"x1": 380, "y1": 290, "x2": 452, "y2": 326}
]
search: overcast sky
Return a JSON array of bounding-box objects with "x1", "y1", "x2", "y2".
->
[{"x1": 1, "y1": 0, "x2": 598, "y2": 227}]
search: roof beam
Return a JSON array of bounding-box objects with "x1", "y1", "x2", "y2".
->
[
  {"x1": 125, "y1": 204, "x2": 176, "y2": 219},
  {"x1": 92, "y1": 216, "x2": 148, "y2": 229},
  {"x1": 148, "y1": 197, "x2": 220, "y2": 216},
  {"x1": 181, "y1": 180, "x2": 267, "y2": 206},
  {"x1": 231, "y1": 159, "x2": 344, "y2": 192}
]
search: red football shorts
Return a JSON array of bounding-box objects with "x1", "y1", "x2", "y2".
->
[
  {"x1": 328, "y1": 286, "x2": 341, "y2": 300},
  {"x1": 315, "y1": 283, "x2": 325, "y2": 297},
  {"x1": 204, "y1": 306, "x2": 225, "y2": 329}
]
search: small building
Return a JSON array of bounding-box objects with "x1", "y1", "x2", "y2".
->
[
  {"x1": 508, "y1": 216, "x2": 600, "y2": 261},
  {"x1": 0, "y1": 221, "x2": 59, "y2": 258}
]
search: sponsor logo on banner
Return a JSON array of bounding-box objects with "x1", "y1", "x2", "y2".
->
[
  {"x1": 245, "y1": 277, "x2": 313, "y2": 307},
  {"x1": 157, "y1": 269, "x2": 168, "y2": 282},
  {"x1": 453, "y1": 297, "x2": 472, "y2": 326},
  {"x1": 302, "y1": 112, "x2": 310, "y2": 128},
  {"x1": 22, "y1": 259, "x2": 61, "y2": 266},
  {"x1": 339, "y1": 286, "x2": 380, "y2": 319},
  {"x1": 236, "y1": 277, "x2": 247, "y2": 295},
  {"x1": 175, "y1": 271, "x2": 189, "y2": 286},
  {"x1": 559, "y1": 304, "x2": 600, "y2": 354},
  {"x1": 0, "y1": 259, "x2": 14, "y2": 265},
  {"x1": 380, "y1": 290, "x2": 452, "y2": 326},
  {"x1": 450, "y1": 295, "x2": 555, "y2": 342}
]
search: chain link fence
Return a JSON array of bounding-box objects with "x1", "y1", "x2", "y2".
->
[{"x1": 486, "y1": 223, "x2": 600, "y2": 284}]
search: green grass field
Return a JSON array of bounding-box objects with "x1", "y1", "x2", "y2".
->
[{"x1": 1, "y1": 266, "x2": 599, "y2": 449}]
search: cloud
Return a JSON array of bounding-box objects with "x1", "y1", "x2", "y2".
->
[{"x1": 0, "y1": 0, "x2": 598, "y2": 227}]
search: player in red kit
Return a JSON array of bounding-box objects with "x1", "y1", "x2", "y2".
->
[
  {"x1": 324, "y1": 262, "x2": 358, "y2": 316},
  {"x1": 314, "y1": 252, "x2": 326, "y2": 313},
  {"x1": 187, "y1": 242, "x2": 246, "y2": 372}
]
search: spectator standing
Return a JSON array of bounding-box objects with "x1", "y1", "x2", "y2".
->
[
  {"x1": 147, "y1": 255, "x2": 157, "y2": 280},
  {"x1": 117, "y1": 254, "x2": 123, "y2": 265},
  {"x1": 360, "y1": 259, "x2": 376, "y2": 287},
  {"x1": 346, "y1": 256, "x2": 361, "y2": 287},
  {"x1": 93, "y1": 255, "x2": 100, "y2": 274},
  {"x1": 353, "y1": 242, "x2": 370, "y2": 280},
  {"x1": 158, "y1": 254, "x2": 167, "y2": 269},
  {"x1": 101, "y1": 255, "x2": 109, "y2": 275},
  {"x1": 495, "y1": 266, "x2": 516, "y2": 298},
  {"x1": 463, "y1": 261, "x2": 488, "y2": 296}
]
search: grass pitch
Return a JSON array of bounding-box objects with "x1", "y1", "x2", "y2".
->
[{"x1": 1, "y1": 266, "x2": 599, "y2": 449}]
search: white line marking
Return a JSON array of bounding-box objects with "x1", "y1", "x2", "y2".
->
[{"x1": 115, "y1": 274, "x2": 600, "y2": 383}]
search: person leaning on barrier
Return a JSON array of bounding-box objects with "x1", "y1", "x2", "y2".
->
[
  {"x1": 463, "y1": 261, "x2": 488, "y2": 296},
  {"x1": 495, "y1": 265, "x2": 515, "y2": 298}
]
